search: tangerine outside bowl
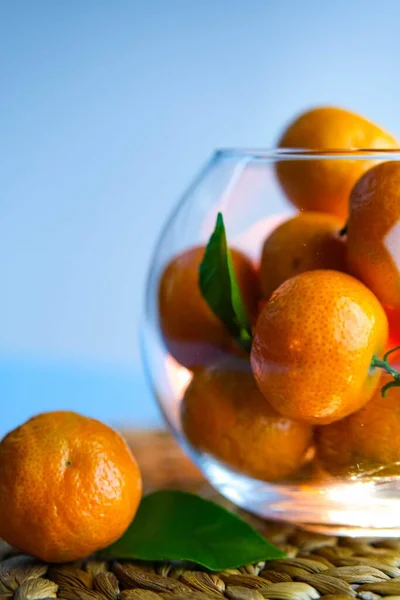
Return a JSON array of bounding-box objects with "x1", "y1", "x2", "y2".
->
[{"x1": 141, "y1": 149, "x2": 400, "y2": 536}]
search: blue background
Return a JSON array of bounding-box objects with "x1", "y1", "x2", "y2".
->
[{"x1": 1, "y1": 0, "x2": 399, "y2": 435}]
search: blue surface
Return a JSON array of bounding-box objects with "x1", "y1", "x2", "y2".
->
[
  {"x1": 0, "y1": 357, "x2": 162, "y2": 436},
  {"x1": 1, "y1": 0, "x2": 400, "y2": 435}
]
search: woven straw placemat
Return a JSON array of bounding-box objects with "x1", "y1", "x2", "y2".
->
[{"x1": 3, "y1": 430, "x2": 400, "y2": 600}]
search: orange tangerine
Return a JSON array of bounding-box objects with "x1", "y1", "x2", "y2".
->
[
  {"x1": 276, "y1": 107, "x2": 397, "y2": 219},
  {"x1": 181, "y1": 358, "x2": 313, "y2": 481},
  {"x1": 347, "y1": 161, "x2": 400, "y2": 310},
  {"x1": 158, "y1": 246, "x2": 260, "y2": 370},
  {"x1": 259, "y1": 212, "x2": 346, "y2": 298},
  {"x1": 316, "y1": 376, "x2": 400, "y2": 476},
  {"x1": 0, "y1": 411, "x2": 142, "y2": 562},
  {"x1": 251, "y1": 270, "x2": 388, "y2": 425}
]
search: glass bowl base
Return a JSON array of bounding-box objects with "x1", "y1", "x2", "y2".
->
[
  {"x1": 195, "y1": 451, "x2": 400, "y2": 538},
  {"x1": 300, "y1": 523, "x2": 400, "y2": 538}
]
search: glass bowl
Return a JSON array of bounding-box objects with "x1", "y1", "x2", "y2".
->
[{"x1": 142, "y1": 148, "x2": 400, "y2": 537}]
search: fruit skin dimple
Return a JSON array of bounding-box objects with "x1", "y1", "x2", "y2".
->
[
  {"x1": 0, "y1": 411, "x2": 142, "y2": 563},
  {"x1": 347, "y1": 161, "x2": 400, "y2": 310},
  {"x1": 260, "y1": 212, "x2": 346, "y2": 299},
  {"x1": 316, "y1": 376, "x2": 400, "y2": 476},
  {"x1": 276, "y1": 106, "x2": 398, "y2": 219},
  {"x1": 181, "y1": 358, "x2": 313, "y2": 482},
  {"x1": 250, "y1": 270, "x2": 388, "y2": 425},
  {"x1": 158, "y1": 245, "x2": 260, "y2": 370}
]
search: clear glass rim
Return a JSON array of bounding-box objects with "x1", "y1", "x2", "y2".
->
[{"x1": 216, "y1": 147, "x2": 400, "y2": 160}]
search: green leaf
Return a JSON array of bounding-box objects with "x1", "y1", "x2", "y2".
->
[
  {"x1": 199, "y1": 213, "x2": 253, "y2": 351},
  {"x1": 103, "y1": 490, "x2": 284, "y2": 570}
]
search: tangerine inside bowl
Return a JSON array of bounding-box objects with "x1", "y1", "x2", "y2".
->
[{"x1": 142, "y1": 148, "x2": 400, "y2": 536}]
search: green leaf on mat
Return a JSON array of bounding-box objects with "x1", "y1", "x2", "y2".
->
[
  {"x1": 103, "y1": 490, "x2": 284, "y2": 570},
  {"x1": 199, "y1": 212, "x2": 253, "y2": 352}
]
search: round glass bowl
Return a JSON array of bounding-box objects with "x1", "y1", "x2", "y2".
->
[{"x1": 142, "y1": 149, "x2": 400, "y2": 537}]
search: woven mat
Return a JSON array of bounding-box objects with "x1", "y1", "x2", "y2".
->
[{"x1": 3, "y1": 431, "x2": 400, "y2": 600}]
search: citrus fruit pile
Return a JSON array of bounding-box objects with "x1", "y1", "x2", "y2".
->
[{"x1": 158, "y1": 106, "x2": 400, "y2": 481}]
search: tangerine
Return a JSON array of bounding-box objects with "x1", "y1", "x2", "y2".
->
[
  {"x1": 0, "y1": 411, "x2": 142, "y2": 562},
  {"x1": 181, "y1": 358, "x2": 313, "y2": 481},
  {"x1": 259, "y1": 212, "x2": 346, "y2": 299},
  {"x1": 276, "y1": 107, "x2": 397, "y2": 219},
  {"x1": 347, "y1": 161, "x2": 400, "y2": 309},
  {"x1": 250, "y1": 270, "x2": 388, "y2": 425},
  {"x1": 158, "y1": 245, "x2": 260, "y2": 369},
  {"x1": 316, "y1": 376, "x2": 400, "y2": 476}
]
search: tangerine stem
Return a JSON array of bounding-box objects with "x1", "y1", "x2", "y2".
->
[{"x1": 371, "y1": 345, "x2": 400, "y2": 397}]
